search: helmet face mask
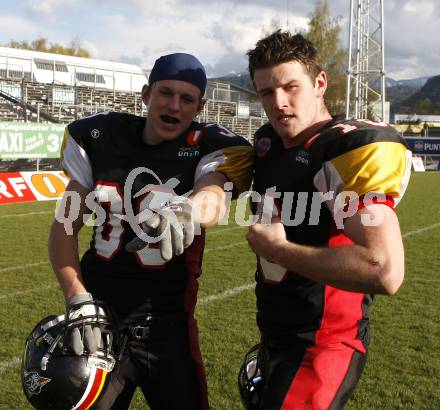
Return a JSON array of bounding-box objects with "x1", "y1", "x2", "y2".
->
[
  {"x1": 22, "y1": 312, "x2": 115, "y2": 410},
  {"x1": 238, "y1": 344, "x2": 264, "y2": 410}
]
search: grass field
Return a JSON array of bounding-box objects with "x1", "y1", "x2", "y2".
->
[{"x1": 0, "y1": 172, "x2": 439, "y2": 409}]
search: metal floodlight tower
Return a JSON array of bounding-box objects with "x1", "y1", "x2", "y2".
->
[{"x1": 345, "y1": 0, "x2": 386, "y2": 121}]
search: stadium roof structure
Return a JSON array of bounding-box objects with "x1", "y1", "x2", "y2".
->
[
  {"x1": 394, "y1": 114, "x2": 440, "y2": 123},
  {"x1": 0, "y1": 46, "x2": 147, "y2": 92},
  {"x1": 392, "y1": 121, "x2": 440, "y2": 135}
]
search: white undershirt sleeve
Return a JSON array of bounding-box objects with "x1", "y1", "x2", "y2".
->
[{"x1": 61, "y1": 134, "x2": 93, "y2": 190}]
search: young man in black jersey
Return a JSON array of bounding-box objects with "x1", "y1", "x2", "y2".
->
[
  {"x1": 241, "y1": 30, "x2": 411, "y2": 409},
  {"x1": 48, "y1": 53, "x2": 253, "y2": 409}
]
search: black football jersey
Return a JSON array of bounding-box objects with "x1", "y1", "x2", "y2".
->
[
  {"x1": 252, "y1": 117, "x2": 411, "y2": 351},
  {"x1": 60, "y1": 112, "x2": 253, "y2": 321}
]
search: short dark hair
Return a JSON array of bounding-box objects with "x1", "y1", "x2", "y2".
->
[{"x1": 247, "y1": 30, "x2": 322, "y2": 83}]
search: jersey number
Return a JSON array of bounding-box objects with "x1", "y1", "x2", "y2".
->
[
  {"x1": 93, "y1": 183, "x2": 166, "y2": 268},
  {"x1": 259, "y1": 257, "x2": 288, "y2": 283},
  {"x1": 256, "y1": 197, "x2": 288, "y2": 283}
]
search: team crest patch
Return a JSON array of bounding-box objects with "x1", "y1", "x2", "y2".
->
[
  {"x1": 187, "y1": 130, "x2": 204, "y2": 145},
  {"x1": 295, "y1": 150, "x2": 311, "y2": 165},
  {"x1": 256, "y1": 137, "x2": 271, "y2": 157},
  {"x1": 23, "y1": 371, "x2": 51, "y2": 395}
]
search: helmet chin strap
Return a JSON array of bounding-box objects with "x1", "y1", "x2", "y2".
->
[
  {"x1": 40, "y1": 330, "x2": 66, "y2": 371},
  {"x1": 39, "y1": 316, "x2": 67, "y2": 371},
  {"x1": 41, "y1": 315, "x2": 65, "y2": 332}
]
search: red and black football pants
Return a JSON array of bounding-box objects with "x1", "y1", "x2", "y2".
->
[{"x1": 258, "y1": 340, "x2": 367, "y2": 410}]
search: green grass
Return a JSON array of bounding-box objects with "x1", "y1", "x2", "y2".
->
[{"x1": 0, "y1": 172, "x2": 439, "y2": 409}]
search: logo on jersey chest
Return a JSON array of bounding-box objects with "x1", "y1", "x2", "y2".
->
[
  {"x1": 295, "y1": 150, "x2": 311, "y2": 165},
  {"x1": 256, "y1": 137, "x2": 271, "y2": 157},
  {"x1": 187, "y1": 130, "x2": 204, "y2": 145},
  {"x1": 178, "y1": 146, "x2": 200, "y2": 158},
  {"x1": 91, "y1": 129, "x2": 100, "y2": 139}
]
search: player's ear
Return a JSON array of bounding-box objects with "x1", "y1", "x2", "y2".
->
[
  {"x1": 196, "y1": 98, "x2": 206, "y2": 115},
  {"x1": 314, "y1": 71, "x2": 327, "y2": 98},
  {"x1": 141, "y1": 84, "x2": 151, "y2": 105}
]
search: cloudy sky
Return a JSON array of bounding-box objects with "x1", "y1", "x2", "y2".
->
[{"x1": 0, "y1": 0, "x2": 438, "y2": 80}]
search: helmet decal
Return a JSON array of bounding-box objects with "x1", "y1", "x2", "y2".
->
[
  {"x1": 72, "y1": 367, "x2": 108, "y2": 410},
  {"x1": 23, "y1": 371, "x2": 51, "y2": 396}
]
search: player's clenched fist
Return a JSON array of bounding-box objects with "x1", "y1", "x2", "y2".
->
[{"x1": 246, "y1": 217, "x2": 287, "y2": 261}]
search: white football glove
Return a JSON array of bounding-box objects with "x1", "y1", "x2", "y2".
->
[
  {"x1": 126, "y1": 195, "x2": 195, "y2": 261},
  {"x1": 65, "y1": 292, "x2": 108, "y2": 356}
]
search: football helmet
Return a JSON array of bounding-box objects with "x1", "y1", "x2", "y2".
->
[
  {"x1": 21, "y1": 310, "x2": 116, "y2": 410},
  {"x1": 238, "y1": 343, "x2": 264, "y2": 410}
]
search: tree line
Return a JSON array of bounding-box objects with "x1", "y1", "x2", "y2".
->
[{"x1": 3, "y1": 37, "x2": 90, "y2": 58}]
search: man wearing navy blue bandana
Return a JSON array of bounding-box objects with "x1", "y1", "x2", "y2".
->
[{"x1": 49, "y1": 52, "x2": 253, "y2": 409}]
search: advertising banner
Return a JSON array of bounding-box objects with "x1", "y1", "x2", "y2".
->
[
  {"x1": 404, "y1": 137, "x2": 440, "y2": 155},
  {"x1": 0, "y1": 122, "x2": 66, "y2": 159},
  {"x1": 0, "y1": 171, "x2": 68, "y2": 205}
]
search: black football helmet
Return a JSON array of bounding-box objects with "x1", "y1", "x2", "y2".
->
[
  {"x1": 238, "y1": 343, "x2": 264, "y2": 410},
  {"x1": 21, "y1": 309, "x2": 116, "y2": 410}
]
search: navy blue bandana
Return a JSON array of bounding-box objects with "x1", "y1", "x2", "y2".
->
[{"x1": 148, "y1": 53, "x2": 207, "y2": 96}]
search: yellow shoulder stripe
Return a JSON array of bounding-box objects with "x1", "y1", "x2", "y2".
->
[
  {"x1": 216, "y1": 145, "x2": 254, "y2": 194},
  {"x1": 329, "y1": 141, "x2": 410, "y2": 198}
]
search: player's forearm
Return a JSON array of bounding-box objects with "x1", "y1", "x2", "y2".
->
[
  {"x1": 272, "y1": 241, "x2": 401, "y2": 295},
  {"x1": 48, "y1": 221, "x2": 87, "y2": 299},
  {"x1": 190, "y1": 172, "x2": 228, "y2": 228}
]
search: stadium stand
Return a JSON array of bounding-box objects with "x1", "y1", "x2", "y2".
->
[{"x1": 0, "y1": 47, "x2": 265, "y2": 171}]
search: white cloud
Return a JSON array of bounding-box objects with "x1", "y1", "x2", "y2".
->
[
  {"x1": 27, "y1": 0, "x2": 57, "y2": 15},
  {"x1": 25, "y1": 0, "x2": 76, "y2": 22},
  {"x1": 0, "y1": 0, "x2": 438, "y2": 81},
  {"x1": 0, "y1": 15, "x2": 40, "y2": 41},
  {"x1": 88, "y1": 1, "x2": 310, "y2": 76},
  {"x1": 402, "y1": 1, "x2": 434, "y2": 14},
  {"x1": 384, "y1": 0, "x2": 439, "y2": 79}
]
